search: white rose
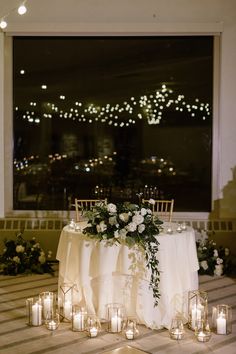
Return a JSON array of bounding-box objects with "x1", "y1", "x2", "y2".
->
[
  {"x1": 213, "y1": 249, "x2": 218, "y2": 257},
  {"x1": 200, "y1": 260, "x2": 208, "y2": 270},
  {"x1": 107, "y1": 203, "x2": 117, "y2": 213},
  {"x1": 148, "y1": 199, "x2": 155, "y2": 205},
  {"x1": 140, "y1": 208, "x2": 147, "y2": 216},
  {"x1": 96, "y1": 220, "x2": 107, "y2": 233},
  {"x1": 132, "y1": 214, "x2": 144, "y2": 225},
  {"x1": 119, "y1": 228, "x2": 127, "y2": 239},
  {"x1": 109, "y1": 216, "x2": 117, "y2": 225},
  {"x1": 38, "y1": 254, "x2": 46, "y2": 264},
  {"x1": 114, "y1": 230, "x2": 119, "y2": 238},
  {"x1": 119, "y1": 213, "x2": 130, "y2": 223},
  {"x1": 13, "y1": 256, "x2": 20, "y2": 263},
  {"x1": 147, "y1": 209, "x2": 152, "y2": 214},
  {"x1": 126, "y1": 222, "x2": 137, "y2": 232},
  {"x1": 216, "y1": 257, "x2": 223, "y2": 264},
  {"x1": 16, "y1": 245, "x2": 25, "y2": 253},
  {"x1": 138, "y1": 224, "x2": 145, "y2": 233},
  {"x1": 214, "y1": 264, "x2": 223, "y2": 276}
]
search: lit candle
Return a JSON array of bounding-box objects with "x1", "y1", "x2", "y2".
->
[
  {"x1": 111, "y1": 315, "x2": 122, "y2": 332},
  {"x1": 73, "y1": 312, "x2": 85, "y2": 331},
  {"x1": 126, "y1": 329, "x2": 134, "y2": 340},
  {"x1": 43, "y1": 296, "x2": 52, "y2": 318},
  {"x1": 170, "y1": 328, "x2": 183, "y2": 340},
  {"x1": 191, "y1": 304, "x2": 202, "y2": 329},
  {"x1": 64, "y1": 300, "x2": 72, "y2": 320},
  {"x1": 89, "y1": 327, "x2": 98, "y2": 337},
  {"x1": 197, "y1": 331, "x2": 206, "y2": 342},
  {"x1": 47, "y1": 320, "x2": 58, "y2": 331},
  {"x1": 217, "y1": 312, "x2": 227, "y2": 334},
  {"x1": 32, "y1": 302, "x2": 42, "y2": 326}
]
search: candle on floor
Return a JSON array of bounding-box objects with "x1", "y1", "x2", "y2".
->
[
  {"x1": 216, "y1": 312, "x2": 227, "y2": 335},
  {"x1": 111, "y1": 315, "x2": 122, "y2": 332},
  {"x1": 32, "y1": 302, "x2": 42, "y2": 326},
  {"x1": 73, "y1": 312, "x2": 85, "y2": 331},
  {"x1": 64, "y1": 300, "x2": 72, "y2": 320},
  {"x1": 89, "y1": 327, "x2": 98, "y2": 337},
  {"x1": 126, "y1": 329, "x2": 134, "y2": 340}
]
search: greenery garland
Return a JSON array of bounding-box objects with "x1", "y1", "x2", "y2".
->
[{"x1": 83, "y1": 200, "x2": 162, "y2": 306}]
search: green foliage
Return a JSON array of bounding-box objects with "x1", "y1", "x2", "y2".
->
[
  {"x1": 0, "y1": 231, "x2": 54, "y2": 276},
  {"x1": 83, "y1": 201, "x2": 163, "y2": 306}
]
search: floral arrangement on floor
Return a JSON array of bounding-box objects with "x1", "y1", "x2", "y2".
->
[
  {"x1": 83, "y1": 200, "x2": 163, "y2": 306},
  {"x1": 0, "y1": 231, "x2": 54, "y2": 276},
  {"x1": 196, "y1": 230, "x2": 233, "y2": 276}
]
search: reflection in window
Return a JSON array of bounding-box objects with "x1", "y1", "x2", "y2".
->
[{"x1": 13, "y1": 36, "x2": 213, "y2": 211}]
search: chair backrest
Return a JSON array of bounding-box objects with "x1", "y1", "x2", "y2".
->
[
  {"x1": 142, "y1": 199, "x2": 174, "y2": 222},
  {"x1": 74, "y1": 198, "x2": 107, "y2": 222}
]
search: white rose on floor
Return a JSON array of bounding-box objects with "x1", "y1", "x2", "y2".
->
[
  {"x1": 16, "y1": 245, "x2": 25, "y2": 253},
  {"x1": 107, "y1": 203, "x2": 117, "y2": 213},
  {"x1": 38, "y1": 254, "x2": 46, "y2": 264},
  {"x1": 138, "y1": 224, "x2": 145, "y2": 233},
  {"x1": 126, "y1": 222, "x2": 137, "y2": 232},
  {"x1": 96, "y1": 221, "x2": 107, "y2": 233},
  {"x1": 132, "y1": 214, "x2": 144, "y2": 225},
  {"x1": 13, "y1": 256, "x2": 20, "y2": 263},
  {"x1": 200, "y1": 260, "x2": 208, "y2": 270},
  {"x1": 119, "y1": 213, "x2": 130, "y2": 223},
  {"x1": 214, "y1": 264, "x2": 223, "y2": 276}
]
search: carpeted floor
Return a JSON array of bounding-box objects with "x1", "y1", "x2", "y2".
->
[{"x1": 0, "y1": 266, "x2": 235, "y2": 354}]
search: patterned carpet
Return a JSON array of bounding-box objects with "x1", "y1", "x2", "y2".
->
[{"x1": 0, "y1": 267, "x2": 235, "y2": 354}]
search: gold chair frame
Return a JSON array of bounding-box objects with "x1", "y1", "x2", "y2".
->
[{"x1": 142, "y1": 199, "x2": 174, "y2": 222}]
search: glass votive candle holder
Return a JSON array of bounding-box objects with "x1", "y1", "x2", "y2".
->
[
  {"x1": 181, "y1": 222, "x2": 187, "y2": 231},
  {"x1": 176, "y1": 224, "x2": 182, "y2": 233},
  {"x1": 195, "y1": 319, "x2": 211, "y2": 342},
  {"x1": 169, "y1": 317, "x2": 185, "y2": 340},
  {"x1": 39, "y1": 291, "x2": 56, "y2": 321},
  {"x1": 106, "y1": 303, "x2": 125, "y2": 333},
  {"x1": 45, "y1": 311, "x2": 60, "y2": 331},
  {"x1": 26, "y1": 297, "x2": 43, "y2": 326},
  {"x1": 188, "y1": 290, "x2": 208, "y2": 330},
  {"x1": 86, "y1": 314, "x2": 101, "y2": 338},
  {"x1": 212, "y1": 304, "x2": 232, "y2": 335},
  {"x1": 59, "y1": 283, "x2": 75, "y2": 322},
  {"x1": 72, "y1": 306, "x2": 87, "y2": 332},
  {"x1": 68, "y1": 219, "x2": 75, "y2": 230},
  {"x1": 123, "y1": 317, "x2": 139, "y2": 340}
]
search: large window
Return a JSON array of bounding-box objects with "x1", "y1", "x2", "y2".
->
[{"x1": 13, "y1": 36, "x2": 213, "y2": 211}]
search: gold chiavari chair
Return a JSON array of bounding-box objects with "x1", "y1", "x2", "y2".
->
[{"x1": 74, "y1": 198, "x2": 107, "y2": 222}]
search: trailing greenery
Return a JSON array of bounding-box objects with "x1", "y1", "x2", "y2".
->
[{"x1": 83, "y1": 200, "x2": 163, "y2": 306}]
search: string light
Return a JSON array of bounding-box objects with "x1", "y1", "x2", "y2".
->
[{"x1": 0, "y1": 1, "x2": 28, "y2": 32}]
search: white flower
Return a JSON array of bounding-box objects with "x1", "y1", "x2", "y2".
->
[
  {"x1": 114, "y1": 230, "x2": 119, "y2": 238},
  {"x1": 96, "y1": 220, "x2": 107, "y2": 233},
  {"x1": 107, "y1": 203, "x2": 117, "y2": 213},
  {"x1": 140, "y1": 208, "x2": 147, "y2": 216},
  {"x1": 138, "y1": 224, "x2": 145, "y2": 233},
  {"x1": 109, "y1": 216, "x2": 117, "y2": 225},
  {"x1": 200, "y1": 260, "x2": 208, "y2": 270},
  {"x1": 132, "y1": 214, "x2": 144, "y2": 225},
  {"x1": 203, "y1": 247, "x2": 207, "y2": 250},
  {"x1": 148, "y1": 199, "x2": 155, "y2": 205},
  {"x1": 225, "y1": 248, "x2": 230, "y2": 256},
  {"x1": 147, "y1": 208, "x2": 152, "y2": 214},
  {"x1": 13, "y1": 256, "x2": 20, "y2": 263},
  {"x1": 38, "y1": 254, "x2": 46, "y2": 264},
  {"x1": 3, "y1": 248, "x2": 7, "y2": 253},
  {"x1": 16, "y1": 245, "x2": 25, "y2": 253},
  {"x1": 214, "y1": 264, "x2": 223, "y2": 276},
  {"x1": 119, "y1": 228, "x2": 127, "y2": 240},
  {"x1": 126, "y1": 222, "x2": 137, "y2": 232},
  {"x1": 119, "y1": 213, "x2": 130, "y2": 223},
  {"x1": 216, "y1": 257, "x2": 223, "y2": 265},
  {"x1": 213, "y1": 249, "x2": 218, "y2": 257}
]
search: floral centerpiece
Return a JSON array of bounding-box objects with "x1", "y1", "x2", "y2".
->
[
  {"x1": 196, "y1": 230, "x2": 233, "y2": 276},
  {"x1": 0, "y1": 231, "x2": 54, "y2": 276},
  {"x1": 83, "y1": 200, "x2": 163, "y2": 306}
]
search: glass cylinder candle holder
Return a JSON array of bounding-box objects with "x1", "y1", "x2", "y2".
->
[
  {"x1": 123, "y1": 317, "x2": 139, "y2": 340},
  {"x1": 188, "y1": 290, "x2": 208, "y2": 330},
  {"x1": 106, "y1": 303, "x2": 125, "y2": 333},
  {"x1": 26, "y1": 297, "x2": 43, "y2": 326},
  {"x1": 169, "y1": 317, "x2": 185, "y2": 340},
  {"x1": 212, "y1": 304, "x2": 232, "y2": 335},
  {"x1": 59, "y1": 283, "x2": 75, "y2": 322},
  {"x1": 39, "y1": 291, "x2": 56, "y2": 321},
  {"x1": 72, "y1": 306, "x2": 87, "y2": 332},
  {"x1": 86, "y1": 314, "x2": 101, "y2": 337},
  {"x1": 68, "y1": 219, "x2": 76, "y2": 230},
  {"x1": 45, "y1": 311, "x2": 60, "y2": 331},
  {"x1": 195, "y1": 319, "x2": 211, "y2": 342}
]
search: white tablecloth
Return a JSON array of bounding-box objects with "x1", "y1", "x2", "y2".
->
[{"x1": 56, "y1": 222, "x2": 199, "y2": 329}]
